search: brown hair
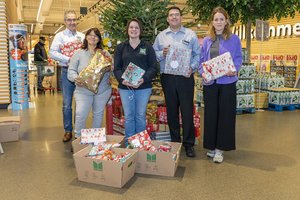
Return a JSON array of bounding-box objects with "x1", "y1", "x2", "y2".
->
[
  {"x1": 82, "y1": 28, "x2": 103, "y2": 50},
  {"x1": 167, "y1": 6, "x2": 182, "y2": 16},
  {"x1": 126, "y1": 18, "x2": 143, "y2": 39},
  {"x1": 208, "y1": 7, "x2": 232, "y2": 40}
]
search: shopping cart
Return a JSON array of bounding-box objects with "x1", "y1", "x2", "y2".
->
[{"x1": 33, "y1": 61, "x2": 56, "y2": 94}]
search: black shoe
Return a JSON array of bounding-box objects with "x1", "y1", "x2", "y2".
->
[{"x1": 185, "y1": 146, "x2": 196, "y2": 158}]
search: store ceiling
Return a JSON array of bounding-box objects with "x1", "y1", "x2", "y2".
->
[{"x1": 17, "y1": 0, "x2": 206, "y2": 36}]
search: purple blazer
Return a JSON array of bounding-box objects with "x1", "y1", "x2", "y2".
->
[{"x1": 199, "y1": 34, "x2": 243, "y2": 85}]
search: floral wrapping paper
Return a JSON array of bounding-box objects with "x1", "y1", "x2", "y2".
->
[
  {"x1": 60, "y1": 40, "x2": 82, "y2": 57},
  {"x1": 121, "y1": 62, "x2": 145, "y2": 86},
  {"x1": 76, "y1": 49, "x2": 112, "y2": 93},
  {"x1": 165, "y1": 45, "x2": 192, "y2": 76},
  {"x1": 202, "y1": 52, "x2": 236, "y2": 82}
]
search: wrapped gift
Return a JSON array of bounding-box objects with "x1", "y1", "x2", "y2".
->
[
  {"x1": 128, "y1": 130, "x2": 156, "y2": 151},
  {"x1": 165, "y1": 45, "x2": 191, "y2": 76},
  {"x1": 121, "y1": 62, "x2": 145, "y2": 86},
  {"x1": 76, "y1": 49, "x2": 112, "y2": 93},
  {"x1": 202, "y1": 52, "x2": 236, "y2": 82},
  {"x1": 80, "y1": 128, "x2": 106, "y2": 145},
  {"x1": 60, "y1": 40, "x2": 82, "y2": 57}
]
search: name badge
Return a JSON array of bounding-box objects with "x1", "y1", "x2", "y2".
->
[{"x1": 182, "y1": 40, "x2": 190, "y2": 45}]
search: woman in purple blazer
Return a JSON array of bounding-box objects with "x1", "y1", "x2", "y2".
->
[{"x1": 199, "y1": 7, "x2": 243, "y2": 163}]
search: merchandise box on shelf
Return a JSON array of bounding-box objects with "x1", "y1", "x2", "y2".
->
[
  {"x1": 135, "y1": 141, "x2": 182, "y2": 177},
  {"x1": 72, "y1": 135, "x2": 125, "y2": 154},
  {"x1": 0, "y1": 116, "x2": 21, "y2": 142},
  {"x1": 73, "y1": 147, "x2": 138, "y2": 188}
]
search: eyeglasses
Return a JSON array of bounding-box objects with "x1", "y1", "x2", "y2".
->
[
  {"x1": 66, "y1": 18, "x2": 77, "y2": 22},
  {"x1": 168, "y1": 13, "x2": 180, "y2": 17}
]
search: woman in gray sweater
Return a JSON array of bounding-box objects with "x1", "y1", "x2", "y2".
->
[{"x1": 68, "y1": 27, "x2": 112, "y2": 138}]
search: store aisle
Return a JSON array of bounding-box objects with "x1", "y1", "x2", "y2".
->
[{"x1": 0, "y1": 93, "x2": 300, "y2": 200}]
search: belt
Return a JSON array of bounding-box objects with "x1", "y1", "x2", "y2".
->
[{"x1": 57, "y1": 65, "x2": 68, "y2": 68}]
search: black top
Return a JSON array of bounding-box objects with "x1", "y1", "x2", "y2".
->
[
  {"x1": 113, "y1": 40, "x2": 157, "y2": 90},
  {"x1": 34, "y1": 42, "x2": 48, "y2": 62}
]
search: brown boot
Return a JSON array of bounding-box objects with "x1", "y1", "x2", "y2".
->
[{"x1": 62, "y1": 132, "x2": 72, "y2": 142}]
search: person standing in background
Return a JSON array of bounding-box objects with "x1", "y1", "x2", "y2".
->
[
  {"x1": 34, "y1": 36, "x2": 48, "y2": 91},
  {"x1": 199, "y1": 7, "x2": 242, "y2": 163},
  {"x1": 113, "y1": 18, "x2": 157, "y2": 143},
  {"x1": 153, "y1": 6, "x2": 200, "y2": 158},
  {"x1": 50, "y1": 9, "x2": 85, "y2": 142},
  {"x1": 68, "y1": 28, "x2": 112, "y2": 138}
]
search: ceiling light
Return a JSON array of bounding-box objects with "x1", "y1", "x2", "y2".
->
[{"x1": 36, "y1": 0, "x2": 44, "y2": 22}]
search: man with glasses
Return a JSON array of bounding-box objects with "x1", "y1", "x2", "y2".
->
[
  {"x1": 153, "y1": 6, "x2": 201, "y2": 157},
  {"x1": 50, "y1": 9, "x2": 85, "y2": 142}
]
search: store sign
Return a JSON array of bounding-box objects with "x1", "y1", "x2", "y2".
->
[{"x1": 232, "y1": 22, "x2": 300, "y2": 39}]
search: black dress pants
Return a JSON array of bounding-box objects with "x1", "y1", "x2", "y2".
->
[
  {"x1": 203, "y1": 82, "x2": 237, "y2": 151},
  {"x1": 161, "y1": 74, "x2": 195, "y2": 147}
]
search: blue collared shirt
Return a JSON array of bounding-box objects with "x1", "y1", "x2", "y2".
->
[
  {"x1": 153, "y1": 26, "x2": 201, "y2": 73},
  {"x1": 49, "y1": 28, "x2": 85, "y2": 67}
]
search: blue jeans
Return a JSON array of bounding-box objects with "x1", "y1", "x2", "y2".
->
[
  {"x1": 119, "y1": 88, "x2": 152, "y2": 141},
  {"x1": 61, "y1": 67, "x2": 75, "y2": 132},
  {"x1": 74, "y1": 88, "x2": 112, "y2": 138}
]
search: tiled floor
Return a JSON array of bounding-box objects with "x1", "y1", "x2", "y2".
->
[{"x1": 0, "y1": 92, "x2": 300, "y2": 200}]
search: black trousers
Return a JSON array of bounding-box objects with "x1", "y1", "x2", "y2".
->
[
  {"x1": 203, "y1": 82, "x2": 237, "y2": 151},
  {"x1": 161, "y1": 74, "x2": 195, "y2": 147}
]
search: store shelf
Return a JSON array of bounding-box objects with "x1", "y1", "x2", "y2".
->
[{"x1": 0, "y1": 1, "x2": 9, "y2": 105}]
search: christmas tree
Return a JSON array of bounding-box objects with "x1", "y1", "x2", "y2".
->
[{"x1": 99, "y1": 0, "x2": 174, "y2": 45}]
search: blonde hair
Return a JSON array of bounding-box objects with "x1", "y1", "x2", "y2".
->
[
  {"x1": 208, "y1": 7, "x2": 232, "y2": 41},
  {"x1": 64, "y1": 9, "x2": 77, "y2": 20}
]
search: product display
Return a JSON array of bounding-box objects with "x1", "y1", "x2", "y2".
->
[
  {"x1": 202, "y1": 52, "x2": 236, "y2": 82},
  {"x1": 237, "y1": 64, "x2": 256, "y2": 111}
]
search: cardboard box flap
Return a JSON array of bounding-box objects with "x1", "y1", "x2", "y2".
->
[{"x1": 0, "y1": 116, "x2": 21, "y2": 124}]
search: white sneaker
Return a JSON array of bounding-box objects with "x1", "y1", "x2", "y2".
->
[
  {"x1": 206, "y1": 150, "x2": 215, "y2": 158},
  {"x1": 213, "y1": 150, "x2": 224, "y2": 163}
]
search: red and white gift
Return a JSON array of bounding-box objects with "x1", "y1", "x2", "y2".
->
[
  {"x1": 60, "y1": 40, "x2": 83, "y2": 57},
  {"x1": 80, "y1": 128, "x2": 106, "y2": 145},
  {"x1": 202, "y1": 52, "x2": 236, "y2": 82}
]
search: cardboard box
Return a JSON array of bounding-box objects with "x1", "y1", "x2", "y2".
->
[
  {"x1": 72, "y1": 135, "x2": 125, "y2": 154},
  {"x1": 73, "y1": 147, "x2": 138, "y2": 188},
  {"x1": 135, "y1": 141, "x2": 182, "y2": 177},
  {"x1": 0, "y1": 116, "x2": 21, "y2": 142}
]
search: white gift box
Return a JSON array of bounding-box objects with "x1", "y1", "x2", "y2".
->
[{"x1": 202, "y1": 52, "x2": 236, "y2": 82}]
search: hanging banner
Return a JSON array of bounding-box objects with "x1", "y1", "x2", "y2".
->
[
  {"x1": 8, "y1": 24, "x2": 29, "y2": 110},
  {"x1": 285, "y1": 54, "x2": 298, "y2": 66},
  {"x1": 260, "y1": 54, "x2": 272, "y2": 72},
  {"x1": 250, "y1": 54, "x2": 260, "y2": 69},
  {"x1": 271, "y1": 55, "x2": 285, "y2": 66}
]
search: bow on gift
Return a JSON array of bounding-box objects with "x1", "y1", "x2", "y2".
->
[{"x1": 76, "y1": 49, "x2": 112, "y2": 93}]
